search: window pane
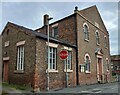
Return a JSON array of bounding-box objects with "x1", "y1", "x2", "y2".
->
[
  {"x1": 54, "y1": 27, "x2": 58, "y2": 37},
  {"x1": 50, "y1": 59, "x2": 52, "y2": 63},
  {"x1": 96, "y1": 31, "x2": 100, "y2": 44},
  {"x1": 53, "y1": 53, "x2": 55, "y2": 58},
  {"x1": 53, "y1": 63, "x2": 55, "y2": 69},
  {"x1": 52, "y1": 27, "x2": 58, "y2": 37},
  {"x1": 105, "y1": 37, "x2": 107, "y2": 47},
  {"x1": 50, "y1": 63, "x2": 52, "y2": 69},
  {"x1": 84, "y1": 25, "x2": 89, "y2": 40},
  {"x1": 50, "y1": 53, "x2": 52, "y2": 58},
  {"x1": 68, "y1": 62, "x2": 70, "y2": 69},
  {"x1": 81, "y1": 65, "x2": 85, "y2": 72},
  {"x1": 85, "y1": 55, "x2": 90, "y2": 72},
  {"x1": 50, "y1": 47, "x2": 52, "y2": 52},
  {"x1": 64, "y1": 51, "x2": 72, "y2": 70},
  {"x1": 84, "y1": 25, "x2": 87, "y2": 33}
]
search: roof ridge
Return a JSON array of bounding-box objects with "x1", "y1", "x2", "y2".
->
[
  {"x1": 5, "y1": 22, "x2": 76, "y2": 48},
  {"x1": 79, "y1": 5, "x2": 97, "y2": 12}
]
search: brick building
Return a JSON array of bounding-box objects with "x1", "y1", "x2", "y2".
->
[
  {"x1": 0, "y1": 35, "x2": 2, "y2": 82},
  {"x1": 1, "y1": 5, "x2": 111, "y2": 91},
  {"x1": 111, "y1": 55, "x2": 120, "y2": 75}
]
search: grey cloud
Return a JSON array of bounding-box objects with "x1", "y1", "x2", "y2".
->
[{"x1": 1, "y1": 2, "x2": 118, "y2": 55}]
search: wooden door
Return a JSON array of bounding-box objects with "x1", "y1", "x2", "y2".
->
[
  {"x1": 98, "y1": 58, "x2": 102, "y2": 81},
  {"x1": 3, "y1": 61, "x2": 9, "y2": 82}
]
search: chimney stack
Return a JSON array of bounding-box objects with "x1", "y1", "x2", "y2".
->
[{"x1": 44, "y1": 14, "x2": 49, "y2": 26}]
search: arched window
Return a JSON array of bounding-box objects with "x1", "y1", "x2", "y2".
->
[
  {"x1": 104, "y1": 36, "x2": 107, "y2": 48},
  {"x1": 106, "y1": 58, "x2": 109, "y2": 70},
  {"x1": 95, "y1": 30, "x2": 100, "y2": 45},
  {"x1": 84, "y1": 53, "x2": 91, "y2": 72},
  {"x1": 83, "y1": 23, "x2": 89, "y2": 41}
]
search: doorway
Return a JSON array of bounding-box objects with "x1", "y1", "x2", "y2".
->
[
  {"x1": 97, "y1": 58, "x2": 103, "y2": 83},
  {"x1": 3, "y1": 61, "x2": 9, "y2": 82}
]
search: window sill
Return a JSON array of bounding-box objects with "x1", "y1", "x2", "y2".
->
[
  {"x1": 85, "y1": 71, "x2": 91, "y2": 74},
  {"x1": 80, "y1": 71, "x2": 85, "y2": 73},
  {"x1": 105, "y1": 47, "x2": 108, "y2": 49},
  {"x1": 96, "y1": 43, "x2": 100, "y2": 46},
  {"x1": 3, "y1": 57, "x2": 10, "y2": 61},
  {"x1": 46, "y1": 69, "x2": 58, "y2": 73},
  {"x1": 84, "y1": 39, "x2": 89, "y2": 42},
  {"x1": 14, "y1": 70, "x2": 24, "y2": 74},
  {"x1": 64, "y1": 69, "x2": 73, "y2": 73}
]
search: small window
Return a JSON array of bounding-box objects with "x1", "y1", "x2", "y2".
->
[
  {"x1": 95, "y1": 22, "x2": 99, "y2": 28},
  {"x1": 106, "y1": 59, "x2": 109, "y2": 70},
  {"x1": 95, "y1": 30, "x2": 100, "y2": 45},
  {"x1": 65, "y1": 51, "x2": 72, "y2": 70},
  {"x1": 6, "y1": 29, "x2": 9, "y2": 35},
  {"x1": 5, "y1": 41, "x2": 9, "y2": 47},
  {"x1": 80, "y1": 64, "x2": 85, "y2": 72},
  {"x1": 52, "y1": 26, "x2": 58, "y2": 38},
  {"x1": 84, "y1": 53, "x2": 91, "y2": 73},
  {"x1": 83, "y1": 24, "x2": 89, "y2": 41},
  {"x1": 17, "y1": 46, "x2": 24, "y2": 71},
  {"x1": 104, "y1": 36, "x2": 107, "y2": 48}
]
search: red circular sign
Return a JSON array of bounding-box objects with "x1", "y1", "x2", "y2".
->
[{"x1": 59, "y1": 50, "x2": 68, "y2": 60}]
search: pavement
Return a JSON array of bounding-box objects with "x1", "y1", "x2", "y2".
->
[
  {"x1": 1, "y1": 81, "x2": 119, "y2": 94},
  {"x1": 44, "y1": 82, "x2": 119, "y2": 94}
]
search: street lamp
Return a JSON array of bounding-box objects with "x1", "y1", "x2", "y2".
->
[{"x1": 46, "y1": 15, "x2": 53, "y2": 91}]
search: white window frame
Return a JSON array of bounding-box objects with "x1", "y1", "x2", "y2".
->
[
  {"x1": 64, "y1": 51, "x2": 73, "y2": 72},
  {"x1": 17, "y1": 46, "x2": 24, "y2": 71},
  {"x1": 83, "y1": 23, "x2": 89, "y2": 41},
  {"x1": 48, "y1": 47, "x2": 57, "y2": 70},
  {"x1": 52, "y1": 26, "x2": 58, "y2": 38},
  {"x1": 80, "y1": 64, "x2": 85, "y2": 72},
  {"x1": 95, "y1": 30, "x2": 100, "y2": 45}
]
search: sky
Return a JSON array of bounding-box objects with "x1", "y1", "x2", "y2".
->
[{"x1": 0, "y1": 1, "x2": 119, "y2": 55}]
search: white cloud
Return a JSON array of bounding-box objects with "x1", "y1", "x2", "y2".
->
[{"x1": 102, "y1": 10, "x2": 118, "y2": 31}]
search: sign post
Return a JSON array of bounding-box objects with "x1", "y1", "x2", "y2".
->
[{"x1": 60, "y1": 50, "x2": 68, "y2": 87}]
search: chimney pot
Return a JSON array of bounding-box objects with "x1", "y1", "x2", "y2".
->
[
  {"x1": 75, "y1": 6, "x2": 78, "y2": 10},
  {"x1": 74, "y1": 6, "x2": 79, "y2": 13}
]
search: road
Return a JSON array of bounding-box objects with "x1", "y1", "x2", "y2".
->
[
  {"x1": 1, "y1": 82, "x2": 119, "y2": 94},
  {"x1": 43, "y1": 82, "x2": 119, "y2": 94}
]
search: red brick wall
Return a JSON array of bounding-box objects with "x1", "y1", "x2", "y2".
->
[
  {"x1": 37, "y1": 15, "x2": 76, "y2": 45},
  {"x1": 36, "y1": 38, "x2": 76, "y2": 90},
  {"x1": 2, "y1": 23, "x2": 36, "y2": 86},
  {"x1": 76, "y1": 12, "x2": 111, "y2": 84}
]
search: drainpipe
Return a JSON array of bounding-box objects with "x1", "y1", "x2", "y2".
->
[
  {"x1": 74, "y1": 6, "x2": 79, "y2": 85},
  {"x1": 44, "y1": 14, "x2": 53, "y2": 91}
]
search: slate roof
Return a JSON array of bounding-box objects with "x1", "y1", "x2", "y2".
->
[{"x1": 3, "y1": 22, "x2": 76, "y2": 48}]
